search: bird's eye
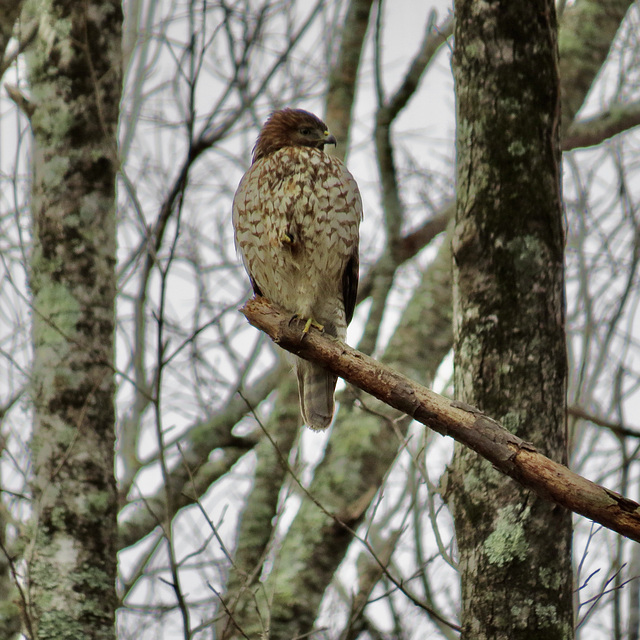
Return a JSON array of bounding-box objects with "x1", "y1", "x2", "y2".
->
[{"x1": 299, "y1": 128, "x2": 312, "y2": 136}]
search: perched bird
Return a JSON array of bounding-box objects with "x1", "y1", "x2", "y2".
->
[{"x1": 233, "y1": 108, "x2": 362, "y2": 430}]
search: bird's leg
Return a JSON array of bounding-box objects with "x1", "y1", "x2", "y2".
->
[{"x1": 281, "y1": 231, "x2": 295, "y2": 245}]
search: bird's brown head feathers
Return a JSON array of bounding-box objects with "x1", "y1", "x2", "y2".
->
[{"x1": 252, "y1": 108, "x2": 337, "y2": 164}]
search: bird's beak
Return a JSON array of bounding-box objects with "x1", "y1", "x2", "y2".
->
[{"x1": 324, "y1": 131, "x2": 337, "y2": 147}]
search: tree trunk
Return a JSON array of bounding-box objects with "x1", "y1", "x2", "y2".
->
[
  {"x1": 450, "y1": 1, "x2": 574, "y2": 639},
  {"x1": 26, "y1": 1, "x2": 121, "y2": 638}
]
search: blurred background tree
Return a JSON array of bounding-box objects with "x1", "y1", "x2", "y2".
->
[{"x1": 1, "y1": 1, "x2": 639, "y2": 638}]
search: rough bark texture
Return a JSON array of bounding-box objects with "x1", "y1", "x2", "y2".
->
[
  {"x1": 26, "y1": 1, "x2": 121, "y2": 638},
  {"x1": 450, "y1": 1, "x2": 573, "y2": 639}
]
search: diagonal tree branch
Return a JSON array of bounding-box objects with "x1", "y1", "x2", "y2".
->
[
  {"x1": 325, "y1": 0, "x2": 376, "y2": 159},
  {"x1": 241, "y1": 297, "x2": 640, "y2": 543},
  {"x1": 558, "y1": 0, "x2": 636, "y2": 131},
  {"x1": 359, "y1": 11, "x2": 453, "y2": 356},
  {"x1": 562, "y1": 101, "x2": 640, "y2": 150},
  {"x1": 0, "y1": 0, "x2": 26, "y2": 75}
]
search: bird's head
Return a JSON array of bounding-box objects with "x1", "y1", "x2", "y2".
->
[{"x1": 252, "y1": 108, "x2": 337, "y2": 163}]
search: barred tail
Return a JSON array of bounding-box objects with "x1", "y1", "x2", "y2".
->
[{"x1": 296, "y1": 358, "x2": 338, "y2": 431}]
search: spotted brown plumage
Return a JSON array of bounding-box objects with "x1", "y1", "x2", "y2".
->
[{"x1": 233, "y1": 108, "x2": 362, "y2": 430}]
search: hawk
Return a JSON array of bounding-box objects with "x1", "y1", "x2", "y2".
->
[{"x1": 233, "y1": 108, "x2": 362, "y2": 430}]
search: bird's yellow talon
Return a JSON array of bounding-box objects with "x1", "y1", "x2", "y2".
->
[
  {"x1": 282, "y1": 232, "x2": 294, "y2": 244},
  {"x1": 303, "y1": 317, "x2": 324, "y2": 333}
]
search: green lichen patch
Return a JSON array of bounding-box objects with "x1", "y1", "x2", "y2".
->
[{"x1": 483, "y1": 505, "x2": 530, "y2": 567}]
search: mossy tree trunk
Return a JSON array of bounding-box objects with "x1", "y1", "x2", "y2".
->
[
  {"x1": 450, "y1": 1, "x2": 574, "y2": 639},
  {"x1": 26, "y1": 1, "x2": 121, "y2": 638}
]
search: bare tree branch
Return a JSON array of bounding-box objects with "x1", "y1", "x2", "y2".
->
[
  {"x1": 325, "y1": 0, "x2": 375, "y2": 157},
  {"x1": 558, "y1": 0, "x2": 636, "y2": 131},
  {"x1": 356, "y1": 205, "x2": 452, "y2": 304},
  {"x1": 562, "y1": 101, "x2": 640, "y2": 150},
  {"x1": 0, "y1": 0, "x2": 27, "y2": 77},
  {"x1": 241, "y1": 297, "x2": 640, "y2": 543},
  {"x1": 569, "y1": 406, "x2": 640, "y2": 440},
  {"x1": 359, "y1": 11, "x2": 453, "y2": 355}
]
